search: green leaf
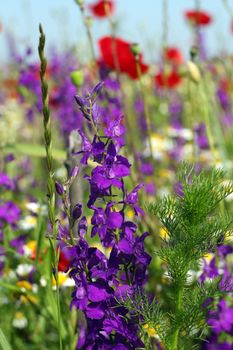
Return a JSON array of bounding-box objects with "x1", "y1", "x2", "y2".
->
[
  {"x1": 0, "y1": 327, "x2": 13, "y2": 350},
  {"x1": 3, "y1": 143, "x2": 66, "y2": 160}
]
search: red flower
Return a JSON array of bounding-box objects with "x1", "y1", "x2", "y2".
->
[
  {"x1": 185, "y1": 10, "x2": 212, "y2": 26},
  {"x1": 155, "y1": 69, "x2": 182, "y2": 89},
  {"x1": 98, "y1": 36, "x2": 149, "y2": 79},
  {"x1": 164, "y1": 47, "x2": 183, "y2": 65},
  {"x1": 58, "y1": 251, "x2": 70, "y2": 272},
  {"x1": 89, "y1": 0, "x2": 115, "y2": 18}
]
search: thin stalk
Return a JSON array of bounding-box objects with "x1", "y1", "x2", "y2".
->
[
  {"x1": 135, "y1": 55, "x2": 153, "y2": 160},
  {"x1": 161, "y1": 0, "x2": 168, "y2": 49},
  {"x1": 75, "y1": 1, "x2": 98, "y2": 76},
  {"x1": 222, "y1": 0, "x2": 233, "y2": 17},
  {"x1": 38, "y1": 24, "x2": 63, "y2": 350},
  {"x1": 104, "y1": 2, "x2": 140, "y2": 178}
]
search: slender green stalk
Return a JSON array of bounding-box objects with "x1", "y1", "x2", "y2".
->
[
  {"x1": 38, "y1": 24, "x2": 63, "y2": 350},
  {"x1": 162, "y1": 0, "x2": 168, "y2": 49},
  {"x1": 135, "y1": 54, "x2": 153, "y2": 160},
  {"x1": 74, "y1": 1, "x2": 98, "y2": 75},
  {"x1": 170, "y1": 285, "x2": 183, "y2": 350},
  {"x1": 222, "y1": 0, "x2": 233, "y2": 17}
]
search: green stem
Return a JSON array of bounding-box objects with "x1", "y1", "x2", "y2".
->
[
  {"x1": 135, "y1": 55, "x2": 153, "y2": 160},
  {"x1": 171, "y1": 285, "x2": 183, "y2": 350},
  {"x1": 162, "y1": 0, "x2": 168, "y2": 48},
  {"x1": 38, "y1": 24, "x2": 63, "y2": 350}
]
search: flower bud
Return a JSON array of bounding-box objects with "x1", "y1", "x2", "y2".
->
[
  {"x1": 78, "y1": 216, "x2": 88, "y2": 238},
  {"x1": 75, "y1": 0, "x2": 84, "y2": 7},
  {"x1": 55, "y1": 181, "x2": 64, "y2": 196},
  {"x1": 130, "y1": 43, "x2": 141, "y2": 57},
  {"x1": 92, "y1": 81, "x2": 104, "y2": 98},
  {"x1": 187, "y1": 61, "x2": 201, "y2": 84},
  {"x1": 190, "y1": 46, "x2": 198, "y2": 61},
  {"x1": 72, "y1": 203, "x2": 82, "y2": 222},
  {"x1": 85, "y1": 16, "x2": 93, "y2": 28},
  {"x1": 70, "y1": 166, "x2": 80, "y2": 179},
  {"x1": 70, "y1": 70, "x2": 84, "y2": 87}
]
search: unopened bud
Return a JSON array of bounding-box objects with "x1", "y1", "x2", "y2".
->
[
  {"x1": 130, "y1": 43, "x2": 141, "y2": 57},
  {"x1": 85, "y1": 16, "x2": 93, "y2": 28},
  {"x1": 55, "y1": 181, "x2": 64, "y2": 196},
  {"x1": 187, "y1": 61, "x2": 201, "y2": 84},
  {"x1": 92, "y1": 81, "x2": 104, "y2": 98},
  {"x1": 190, "y1": 46, "x2": 198, "y2": 61},
  {"x1": 70, "y1": 166, "x2": 80, "y2": 179},
  {"x1": 72, "y1": 203, "x2": 82, "y2": 222},
  {"x1": 75, "y1": 0, "x2": 84, "y2": 7},
  {"x1": 70, "y1": 70, "x2": 84, "y2": 87},
  {"x1": 78, "y1": 216, "x2": 87, "y2": 238}
]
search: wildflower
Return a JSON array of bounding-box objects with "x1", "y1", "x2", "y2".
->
[
  {"x1": 0, "y1": 201, "x2": 20, "y2": 228},
  {"x1": 12, "y1": 312, "x2": 28, "y2": 329},
  {"x1": 164, "y1": 47, "x2": 183, "y2": 65},
  {"x1": 70, "y1": 83, "x2": 151, "y2": 348},
  {"x1": 89, "y1": 0, "x2": 115, "y2": 18},
  {"x1": 0, "y1": 173, "x2": 15, "y2": 190},
  {"x1": 155, "y1": 69, "x2": 182, "y2": 89},
  {"x1": 208, "y1": 299, "x2": 233, "y2": 334},
  {"x1": 185, "y1": 10, "x2": 212, "y2": 26},
  {"x1": 98, "y1": 36, "x2": 148, "y2": 79}
]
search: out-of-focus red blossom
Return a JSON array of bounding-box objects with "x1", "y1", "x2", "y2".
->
[
  {"x1": 89, "y1": 0, "x2": 115, "y2": 18},
  {"x1": 155, "y1": 69, "x2": 182, "y2": 89},
  {"x1": 219, "y1": 78, "x2": 233, "y2": 92},
  {"x1": 231, "y1": 20, "x2": 233, "y2": 34},
  {"x1": 58, "y1": 251, "x2": 70, "y2": 272},
  {"x1": 2, "y1": 79, "x2": 19, "y2": 99},
  {"x1": 98, "y1": 36, "x2": 149, "y2": 79},
  {"x1": 164, "y1": 47, "x2": 183, "y2": 65},
  {"x1": 30, "y1": 246, "x2": 69, "y2": 272},
  {"x1": 185, "y1": 10, "x2": 212, "y2": 26},
  {"x1": 49, "y1": 87, "x2": 60, "y2": 109}
]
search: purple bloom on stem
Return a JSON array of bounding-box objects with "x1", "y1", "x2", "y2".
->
[{"x1": 125, "y1": 184, "x2": 144, "y2": 216}]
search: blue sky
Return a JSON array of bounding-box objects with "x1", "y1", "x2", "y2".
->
[{"x1": 0, "y1": 0, "x2": 232, "y2": 63}]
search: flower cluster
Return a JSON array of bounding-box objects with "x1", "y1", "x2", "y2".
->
[
  {"x1": 200, "y1": 245, "x2": 233, "y2": 349},
  {"x1": 69, "y1": 82, "x2": 151, "y2": 349}
]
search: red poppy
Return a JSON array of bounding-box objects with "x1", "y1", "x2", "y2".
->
[
  {"x1": 155, "y1": 69, "x2": 182, "y2": 89},
  {"x1": 98, "y1": 36, "x2": 149, "y2": 79},
  {"x1": 185, "y1": 10, "x2": 212, "y2": 26},
  {"x1": 89, "y1": 0, "x2": 115, "y2": 18},
  {"x1": 164, "y1": 47, "x2": 183, "y2": 65},
  {"x1": 58, "y1": 251, "x2": 70, "y2": 272}
]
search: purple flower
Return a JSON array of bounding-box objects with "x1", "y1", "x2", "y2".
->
[
  {"x1": 69, "y1": 83, "x2": 151, "y2": 349},
  {"x1": 208, "y1": 299, "x2": 233, "y2": 334},
  {"x1": 0, "y1": 201, "x2": 21, "y2": 228},
  {"x1": 0, "y1": 173, "x2": 15, "y2": 190},
  {"x1": 125, "y1": 184, "x2": 144, "y2": 216},
  {"x1": 194, "y1": 123, "x2": 209, "y2": 150}
]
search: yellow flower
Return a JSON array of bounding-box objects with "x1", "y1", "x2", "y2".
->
[
  {"x1": 52, "y1": 272, "x2": 69, "y2": 286},
  {"x1": 159, "y1": 227, "x2": 169, "y2": 240},
  {"x1": 16, "y1": 280, "x2": 32, "y2": 291},
  {"x1": 126, "y1": 209, "x2": 134, "y2": 220},
  {"x1": 203, "y1": 252, "x2": 214, "y2": 264},
  {"x1": 143, "y1": 323, "x2": 159, "y2": 337}
]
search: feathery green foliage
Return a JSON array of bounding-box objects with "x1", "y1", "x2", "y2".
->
[{"x1": 147, "y1": 164, "x2": 233, "y2": 349}]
